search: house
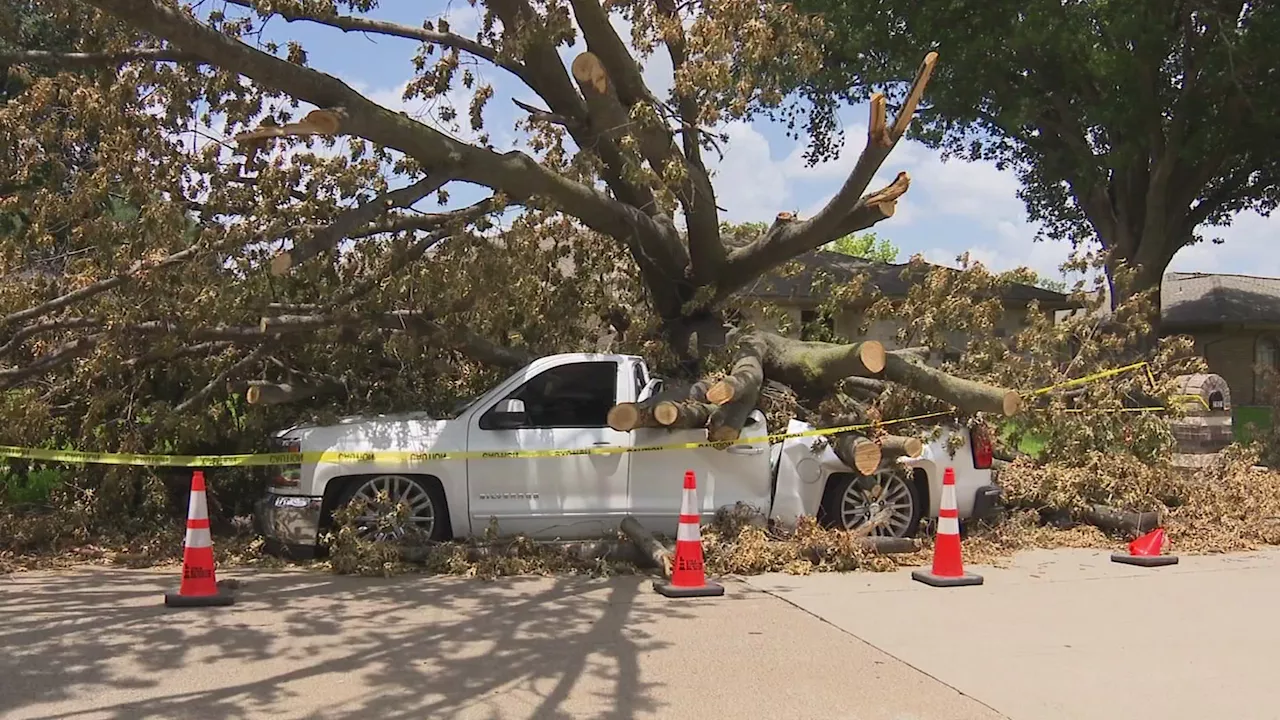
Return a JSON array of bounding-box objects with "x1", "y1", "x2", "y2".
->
[
  {"x1": 738, "y1": 250, "x2": 1077, "y2": 352},
  {"x1": 1161, "y1": 272, "x2": 1280, "y2": 431}
]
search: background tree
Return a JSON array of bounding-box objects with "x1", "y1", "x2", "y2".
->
[
  {"x1": 788, "y1": 0, "x2": 1280, "y2": 310},
  {"x1": 825, "y1": 231, "x2": 899, "y2": 263}
]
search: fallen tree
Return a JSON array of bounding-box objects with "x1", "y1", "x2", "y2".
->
[{"x1": 606, "y1": 329, "x2": 1022, "y2": 474}]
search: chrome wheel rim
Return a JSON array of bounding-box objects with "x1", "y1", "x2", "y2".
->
[
  {"x1": 350, "y1": 475, "x2": 436, "y2": 541},
  {"x1": 838, "y1": 468, "x2": 915, "y2": 537}
]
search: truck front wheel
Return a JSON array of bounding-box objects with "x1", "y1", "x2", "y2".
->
[
  {"x1": 819, "y1": 468, "x2": 923, "y2": 538},
  {"x1": 335, "y1": 474, "x2": 450, "y2": 542}
]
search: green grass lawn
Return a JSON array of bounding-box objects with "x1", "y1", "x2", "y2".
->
[{"x1": 999, "y1": 421, "x2": 1046, "y2": 458}]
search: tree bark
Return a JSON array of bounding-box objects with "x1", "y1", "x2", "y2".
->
[
  {"x1": 607, "y1": 387, "x2": 690, "y2": 431},
  {"x1": 882, "y1": 350, "x2": 1022, "y2": 416},
  {"x1": 654, "y1": 398, "x2": 718, "y2": 429},
  {"x1": 707, "y1": 381, "x2": 762, "y2": 443},
  {"x1": 246, "y1": 380, "x2": 340, "y2": 406},
  {"x1": 620, "y1": 516, "x2": 673, "y2": 577},
  {"x1": 755, "y1": 332, "x2": 886, "y2": 393},
  {"x1": 877, "y1": 434, "x2": 924, "y2": 459}
]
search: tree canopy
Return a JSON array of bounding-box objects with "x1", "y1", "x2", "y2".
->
[
  {"x1": 825, "y1": 231, "x2": 899, "y2": 263},
  {"x1": 790, "y1": 0, "x2": 1280, "y2": 305}
]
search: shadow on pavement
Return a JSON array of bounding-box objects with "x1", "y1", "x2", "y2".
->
[{"x1": 0, "y1": 567, "x2": 687, "y2": 719}]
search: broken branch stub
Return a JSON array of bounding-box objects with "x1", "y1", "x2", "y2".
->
[
  {"x1": 832, "y1": 434, "x2": 882, "y2": 475},
  {"x1": 707, "y1": 333, "x2": 766, "y2": 405}
]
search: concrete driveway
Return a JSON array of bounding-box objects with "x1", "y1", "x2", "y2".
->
[
  {"x1": 746, "y1": 547, "x2": 1280, "y2": 720},
  {"x1": 3, "y1": 547, "x2": 1276, "y2": 719},
  {"x1": 0, "y1": 566, "x2": 996, "y2": 720}
]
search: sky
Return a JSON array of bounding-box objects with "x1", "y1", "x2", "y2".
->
[{"x1": 211, "y1": 0, "x2": 1279, "y2": 287}]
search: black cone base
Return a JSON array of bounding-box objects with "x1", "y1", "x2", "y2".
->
[
  {"x1": 1110, "y1": 552, "x2": 1179, "y2": 567},
  {"x1": 911, "y1": 569, "x2": 984, "y2": 587},
  {"x1": 164, "y1": 589, "x2": 237, "y2": 607},
  {"x1": 654, "y1": 580, "x2": 725, "y2": 598}
]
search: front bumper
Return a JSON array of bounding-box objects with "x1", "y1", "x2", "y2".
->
[{"x1": 253, "y1": 493, "x2": 324, "y2": 560}]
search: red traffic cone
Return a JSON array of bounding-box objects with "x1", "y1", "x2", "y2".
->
[
  {"x1": 912, "y1": 467, "x2": 984, "y2": 587},
  {"x1": 655, "y1": 470, "x2": 724, "y2": 598},
  {"x1": 164, "y1": 471, "x2": 236, "y2": 607},
  {"x1": 1111, "y1": 527, "x2": 1179, "y2": 567}
]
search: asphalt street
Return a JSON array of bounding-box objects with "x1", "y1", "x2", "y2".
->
[{"x1": 3, "y1": 547, "x2": 1277, "y2": 720}]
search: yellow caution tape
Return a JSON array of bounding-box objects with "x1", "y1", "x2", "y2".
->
[
  {"x1": 0, "y1": 411, "x2": 954, "y2": 468},
  {"x1": 1032, "y1": 361, "x2": 1150, "y2": 395},
  {"x1": 0, "y1": 360, "x2": 1187, "y2": 468}
]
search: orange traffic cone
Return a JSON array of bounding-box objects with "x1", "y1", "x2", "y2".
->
[
  {"x1": 654, "y1": 470, "x2": 724, "y2": 598},
  {"x1": 164, "y1": 471, "x2": 236, "y2": 607},
  {"x1": 912, "y1": 467, "x2": 984, "y2": 588},
  {"x1": 1111, "y1": 527, "x2": 1178, "y2": 567}
]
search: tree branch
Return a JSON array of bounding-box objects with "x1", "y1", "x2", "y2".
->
[
  {"x1": 270, "y1": 174, "x2": 451, "y2": 275},
  {"x1": 571, "y1": 0, "x2": 724, "y2": 280},
  {"x1": 0, "y1": 48, "x2": 206, "y2": 65},
  {"x1": 222, "y1": 0, "x2": 531, "y2": 85},
  {"x1": 174, "y1": 346, "x2": 267, "y2": 413},
  {"x1": 716, "y1": 53, "x2": 937, "y2": 300},
  {"x1": 0, "y1": 335, "x2": 103, "y2": 389},
  {"x1": 85, "y1": 0, "x2": 670, "y2": 253},
  {"x1": 351, "y1": 197, "x2": 502, "y2": 238},
  {"x1": 1, "y1": 244, "x2": 202, "y2": 329}
]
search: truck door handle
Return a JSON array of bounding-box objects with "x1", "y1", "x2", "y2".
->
[
  {"x1": 592, "y1": 441, "x2": 613, "y2": 446},
  {"x1": 727, "y1": 446, "x2": 763, "y2": 455}
]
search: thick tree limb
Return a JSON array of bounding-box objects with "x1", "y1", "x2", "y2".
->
[
  {"x1": 755, "y1": 332, "x2": 887, "y2": 394},
  {"x1": 653, "y1": 398, "x2": 718, "y2": 428},
  {"x1": 0, "y1": 48, "x2": 205, "y2": 65},
  {"x1": 222, "y1": 0, "x2": 530, "y2": 84},
  {"x1": 707, "y1": 333, "x2": 766, "y2": 405},
  {"x1": 832, "y1": 434, "x2": 882, "y2": 475},
  {"x1": 877, "y1": 434, "x2": 924, "y2": 460},
  {"x1": 351, "y1": 197, "x2": 502, "y2": 238},
  {"x1": 271, "y1": 175, "x2": 451, "y2": 275},
  {"x1": 607, "y1": 386, "x2": 690, "y2": 431},
  {"x1": 567, "y1": 0, "x2": 723, "y2": 277},
  {"x1": 246, "y1": 379, "x2": 341, "y2": 406},
  {"x1": 842, "y1": 376, "x2": 887, "y2": 399},
  {"x1": 620, "y1": 516, "x2": 672, "y2": 577},
  {"x1": 707, "y1": 381, "x2": 761, "y2": 443},
  {"x1": 649, "y1": 0, "x2": 723, "y2": 280},
  {"x1": 882, "y1": 350, "x2": 1022, "y2": 416}
]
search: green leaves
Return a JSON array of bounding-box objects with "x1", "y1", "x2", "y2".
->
[{"x1": 785, "y1": 0, "x2": 1280, "y2": 297}]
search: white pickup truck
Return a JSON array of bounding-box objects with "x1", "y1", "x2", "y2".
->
[{"x1": 253, "y1": 352, "x2": 1003, "y2": 558}]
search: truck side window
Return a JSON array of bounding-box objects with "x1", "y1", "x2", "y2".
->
[{"x1": 496, "y1": 361, "x2": 619, "y2": 429}]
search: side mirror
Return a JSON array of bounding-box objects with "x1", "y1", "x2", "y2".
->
[{"x1": 487, "y1": 398, "x2": 527, "y2": 429}]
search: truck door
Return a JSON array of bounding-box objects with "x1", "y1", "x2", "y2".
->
[
  {"x1": 628, "y1": 408, "x2": 773, "y2": 538},
  {"x1": 465, "y1": 359, "x2": 632, "y2": 540}
]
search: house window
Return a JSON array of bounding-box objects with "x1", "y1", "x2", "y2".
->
[{"x1": 799, "y1": 309, "x2": 835, "y2": 341}]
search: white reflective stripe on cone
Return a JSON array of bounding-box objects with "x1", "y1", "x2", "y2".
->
[
  {"x1": 184, "y1": 527, "x2": 213, "y2": 549},
  {"x1": 677, "y1": 522, "x2": 701, "y2": 542},
  {"x1": 937, "y1": 516, "x2": 960, "y2": 536},
  {"x1": 940, "y1": 483, "x2": 957, "y2": 512},
  {"x1": 188, "y1": 489, "x2": 209, "y2": 521},
  {"x1": 679, "y1": 488, "x2": 698, "y2": 514}
]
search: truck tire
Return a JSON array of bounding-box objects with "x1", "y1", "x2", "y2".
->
[
  {"x1": 335, "y1": 474, "x2": 450, "y2": 542},
  {"x1": 818, "y1": 468, "x2": 923, "y2": 538}
]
